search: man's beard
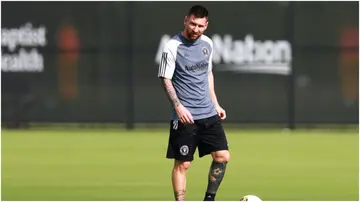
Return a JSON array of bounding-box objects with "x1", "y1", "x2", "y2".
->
[{"x1": 186, "y1": 30, "x2": 201, "y2": 41}]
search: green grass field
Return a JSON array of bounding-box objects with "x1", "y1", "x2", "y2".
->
[{"x1": 1, "y1": 128, "x2": 359, "y2": 201}]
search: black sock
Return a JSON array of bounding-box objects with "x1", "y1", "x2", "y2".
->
[
  {"x1": 203, "y1": 161, "x2": 227, "y2": 201},
  {"x1": 204, "y1": 192, "x2": 216, "y2": 201}
]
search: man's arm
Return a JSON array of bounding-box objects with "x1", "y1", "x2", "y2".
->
[
  {"x1": 157, "y1": 41, "x2": 193, "y2": 124},
  {"x1": 206, "y1": 39, "x2": 220, "y2": 108},
  {"x1": 159, "y1": 77, "x2": 193, "y2": 124},
  {"x1": 208, "y1": 71, "x2": 219, "y2": 107},
  {"x1": 157, "y1": 43, "x2": 180, "y2": 108},
  {"x1": 208, "y1": 71, "x2": 226, "y2": 120},
  {"x1": 160, "y1": 78, "x2": 181, "y2": 108},
  {"x1": 206, "y1": 38, "x2": 226, "y2": 120}
]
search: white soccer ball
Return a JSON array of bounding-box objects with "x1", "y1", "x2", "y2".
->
[{"x1": 240, "y1": 195, "x2": 262, "y2": 202}]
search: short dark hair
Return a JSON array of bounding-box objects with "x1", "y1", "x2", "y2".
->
[{"x1": 188, "y1": 5, "x2": 209, "y2": 18}]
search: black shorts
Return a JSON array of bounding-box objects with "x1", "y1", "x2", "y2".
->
[{"x1": 166, "y1": 115, "x2": 229, "y2": 161}]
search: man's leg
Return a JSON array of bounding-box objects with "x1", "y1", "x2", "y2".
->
[
  {"x1": 197, "y1": 115, "x2": 230, "y2": 201},
  {"x1": 172, "y1": 160, "x2": 191, "y2": 201},
  {"x1": 166, "y1": 120, "x2": 198, "y2": 201},
  {"x1": 204, "y1": 150, "x2": 230, "y2": 201}
]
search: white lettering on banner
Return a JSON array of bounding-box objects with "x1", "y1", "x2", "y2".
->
[
  {"x1": 155, "y1": 34, "x2": 292, "y2": 75},
  {"x1": 1, "y1": 23, "x2": 47, "y2": 72},
  {"x1": 2, "y1": 49, "x2": 44, "y2": 72}
]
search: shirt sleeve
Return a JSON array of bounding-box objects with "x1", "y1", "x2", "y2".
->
[{"x1": 158, "y1": 42, "x2": 176, "y2": 79}]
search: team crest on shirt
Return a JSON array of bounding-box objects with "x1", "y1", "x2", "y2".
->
[{"x1": 202, "y1": 47, "x2": 209, "y2": 57}]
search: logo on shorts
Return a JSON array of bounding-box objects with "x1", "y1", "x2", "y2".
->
[
  {"x1": 180, "y1": 145, "x2": 189, "y2": 156},
  {"x1": 172, "y1": 120, "x2": 178, "y2": 130}
]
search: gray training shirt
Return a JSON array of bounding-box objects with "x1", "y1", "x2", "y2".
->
[{"x1": 158, "y1": 32, "x2": 217, "y2": 121}]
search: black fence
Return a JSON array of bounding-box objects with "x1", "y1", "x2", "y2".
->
[{"x1": 1, "y1": 1, "x2": 359, "y2": 129}]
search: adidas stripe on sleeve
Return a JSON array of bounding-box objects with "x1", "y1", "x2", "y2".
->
[{"x1": 158, "y1": 40, "x2": 178, "y2": 79}]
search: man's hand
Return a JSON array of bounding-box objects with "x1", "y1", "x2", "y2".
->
[
  {"x1": 215, "y1": 105, "x2": 226, "y2": 120},
  {"x1": 175, "y1": 104, "x2": 194, "y2": 124}
]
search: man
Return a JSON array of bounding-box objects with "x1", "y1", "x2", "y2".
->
[{"x1": 157, "y1": 5, "x2": 230, "y2": 201}]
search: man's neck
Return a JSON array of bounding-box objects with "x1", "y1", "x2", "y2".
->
[{"x1": 181, "y1": 31, "x2": 191, "y2": 41}]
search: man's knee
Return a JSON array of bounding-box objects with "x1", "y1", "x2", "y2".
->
[
  {"x1": 173, "y1": 160, "x2": 191, "y2": 173},
  {"x1": 211, "y1": 150, "x2": 230, "y2": 163}
]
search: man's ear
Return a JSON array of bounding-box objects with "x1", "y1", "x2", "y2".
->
[{"x1": 184, "y1": 16, "x2": 188, "y2": 25}]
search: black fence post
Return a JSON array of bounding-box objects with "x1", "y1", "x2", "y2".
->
[
  {"x1": 287, "y1": 1, "x2": 296, "y2": 130},
  {"x1": 126, "y1": 1, "x2": 135, "y2": 130}
]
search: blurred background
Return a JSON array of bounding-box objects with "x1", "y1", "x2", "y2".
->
[
  {"x1": 1, "y1": 1, "x2": 358, "y2": 129},
  {"x1": 1, "y1": 1, "x2": 359, "y2": 201}
]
